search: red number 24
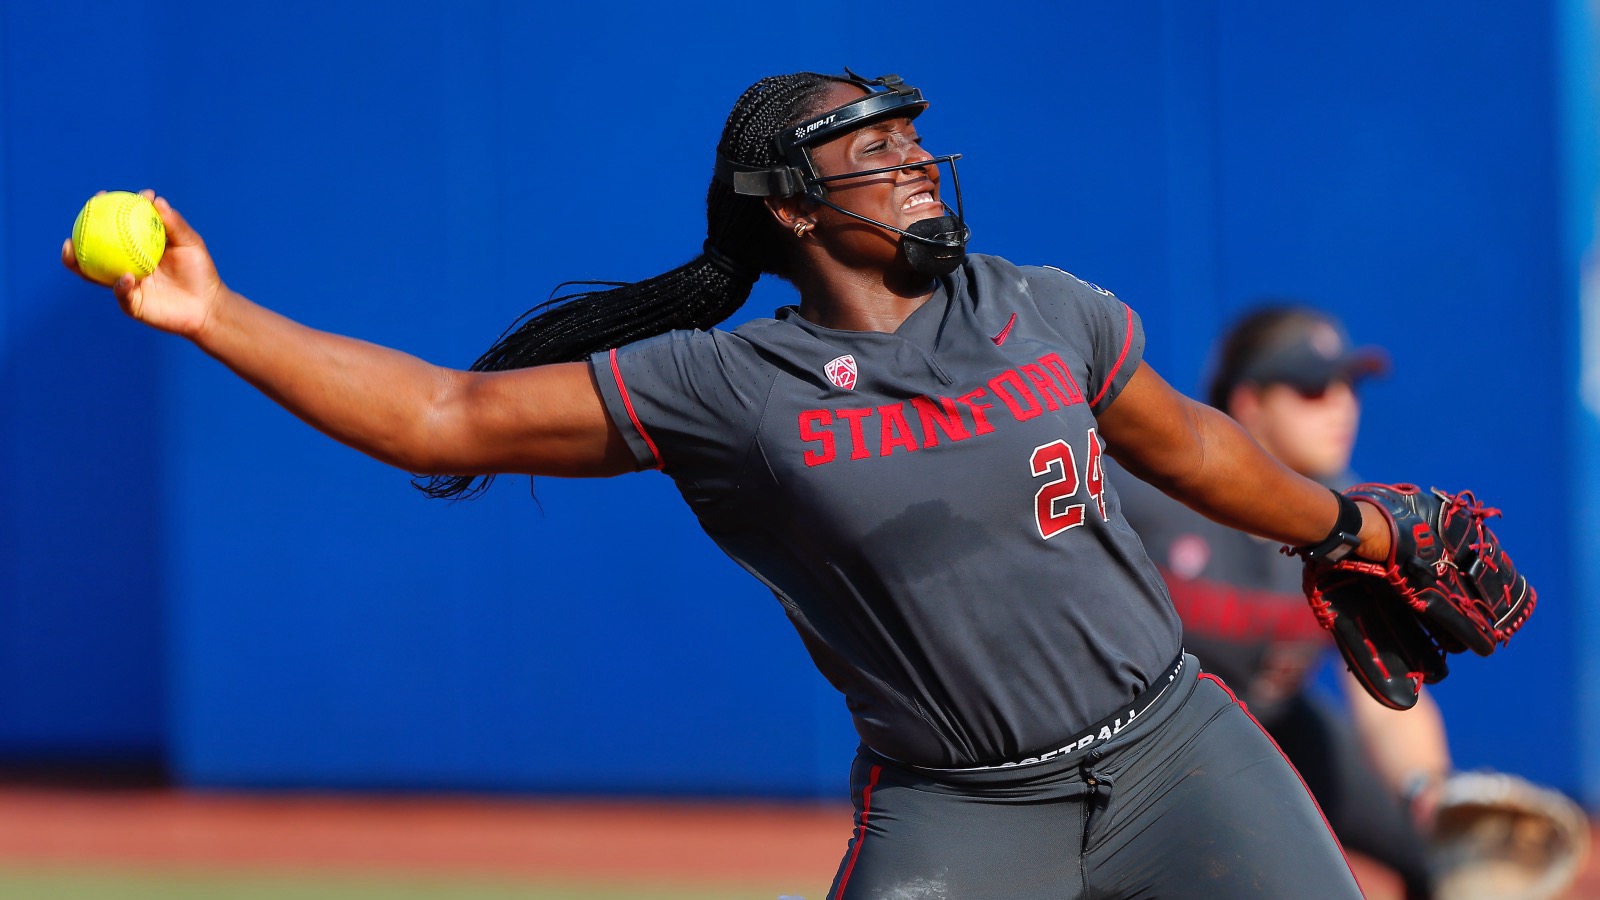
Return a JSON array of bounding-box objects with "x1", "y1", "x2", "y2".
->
[{"x1": 1029, "y1": 428, "x2": 1108, "y2": 539}]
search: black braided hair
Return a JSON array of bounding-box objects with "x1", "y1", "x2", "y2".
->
[{"x1": 417, "y1": 71, "x2": 850, "y2": 499}]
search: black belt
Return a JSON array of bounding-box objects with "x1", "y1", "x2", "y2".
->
[{"x1": 921, "y1": 653, "x2": 1189, "y2": 773}]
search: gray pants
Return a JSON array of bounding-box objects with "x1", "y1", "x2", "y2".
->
[{"x1": 827, "y1": 658, "x2": 1363, "y2": 899}]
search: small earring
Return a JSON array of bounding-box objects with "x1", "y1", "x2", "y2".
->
[{"x1": 794, "y1": 221, "x2": 811, "y2": 238}]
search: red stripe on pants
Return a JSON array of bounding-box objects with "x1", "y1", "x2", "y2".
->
[
  {"x1": 1199, "y1": 673, "x2": 1363, "y2": 891},
  {"x1": 832, "y1": 763, "x2": 882, "y2": 898}
]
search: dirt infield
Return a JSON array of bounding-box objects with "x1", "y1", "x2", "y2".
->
[
  {"x1": 0, "y1": 786, "x2": 845, "y2": 894},
  {"x1": 0, "y1": 785, "x2": 1592, "y2": 898}
]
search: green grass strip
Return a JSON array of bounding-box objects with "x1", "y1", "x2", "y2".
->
[{"x1": 0, "y1": 863, "x2": 820, "y2": 900}]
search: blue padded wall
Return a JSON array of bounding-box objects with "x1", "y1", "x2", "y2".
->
[
  {"x1": 0, "y1": 1, "x2": 1591, "y2": 798},
  {"x1": 0, "y1": 0, "x2": 168, "y2": 764}
]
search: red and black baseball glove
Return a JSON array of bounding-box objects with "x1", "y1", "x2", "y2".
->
[{"x1": 1297, "y1": 484, "x2": 1537, "y2": 710}]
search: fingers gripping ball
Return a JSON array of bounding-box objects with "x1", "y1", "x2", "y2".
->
[{"x1": 72, "y1": 191, "x2": 166, "y2": 286}]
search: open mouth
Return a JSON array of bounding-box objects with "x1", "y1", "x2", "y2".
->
[{"x1": 902, "y1": 190, "x2": 939, "y2": 212}]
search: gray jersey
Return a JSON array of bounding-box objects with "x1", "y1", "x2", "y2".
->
[{"x1": 589, "y1": 254, "x2": 1180, "y2": 767}]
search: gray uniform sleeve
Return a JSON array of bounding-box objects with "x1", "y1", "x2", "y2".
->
[
  {"x1": 1023, "y1": 267, "x2": 1145, "y2": 414},
  {"x1": 588, "y1": 330, "x2": 767, "y2": 482}
]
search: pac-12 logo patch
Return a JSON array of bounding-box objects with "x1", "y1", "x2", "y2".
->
[{"x1": 824, "y1": 355, "x2": 858, "y2": 390}]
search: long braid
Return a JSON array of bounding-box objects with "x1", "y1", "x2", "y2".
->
[{"x1": 418, "y1": 72, "x2": 847, "y2": 499}]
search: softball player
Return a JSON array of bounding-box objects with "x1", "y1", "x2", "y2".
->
[
  {"x1": 67, "y1": 71, "x2": 1383, "y2": 898},
  {"x1": 1114, "y1": 306, "x2": 1449, "y2": 899}
]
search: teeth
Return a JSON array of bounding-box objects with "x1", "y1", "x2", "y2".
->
[{"x1": 903, "y1": 192, "x2": 935, "y2": 210}]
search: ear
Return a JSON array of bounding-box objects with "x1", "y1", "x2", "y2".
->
[
  {"x1": 764, "y1": 195, "x2": 817, "y2": 235},
  {"x1": 1227, "y1": 383, "x2": 1264, "y2": 429}
]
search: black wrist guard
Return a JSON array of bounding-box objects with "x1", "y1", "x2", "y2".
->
[{"x1": 1293, "y1": 489, "x2": 1364, "y2": 562}]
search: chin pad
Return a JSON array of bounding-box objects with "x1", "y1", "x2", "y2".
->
[{"x1": 903, "y1": 216, "x2": 967, "y2": 276}]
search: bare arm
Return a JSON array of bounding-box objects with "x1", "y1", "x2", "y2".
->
[
  {"x1": 65, "y1": 192, "x2": 638, "y2": 479},
  {"x1": 1345, "y1": 673, "x2": 1453, "y2": 800},
  {"x1": 196, "y1": 297, "x2": 635, "y2": 477},
  {"x1": 1098, "y1": 363, "x2": 1390, "y2": 559}
]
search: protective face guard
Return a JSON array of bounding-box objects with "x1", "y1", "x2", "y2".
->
[{"x1": 714, "y1": 71, "x2": 970, "y2": 275}]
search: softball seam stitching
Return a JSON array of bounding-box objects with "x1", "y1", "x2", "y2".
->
[{"x1": 115, "y1": 195, "x2": 158, "y2": 277}]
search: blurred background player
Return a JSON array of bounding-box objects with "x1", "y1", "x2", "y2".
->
[
  {"x1": 1113, "y1": 304, "x2": 1588, "y2": 900},
  {"x1": 1113, "y1": 305, "x2": 1443, "y2": 898}
]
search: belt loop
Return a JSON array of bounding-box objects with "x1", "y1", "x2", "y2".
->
[{"x1": 1085, "y1": 767, "x2": 1115, "y2": 807}]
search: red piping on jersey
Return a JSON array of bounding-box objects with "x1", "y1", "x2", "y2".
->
[
  {"x1": 1199, "y1": 674, "x2": 1361, "y2": 887},
  {"x1": 832, "y1": 764, "x2": 881, "y2": 898},
  {"x1": 607, "y1": 348, "x2": 663, "y2": 469},
  {"x1": 1088, "y1": 304, "x2": 1135, "y2": 409}
]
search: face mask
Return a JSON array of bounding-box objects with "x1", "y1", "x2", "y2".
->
[{"x1": 715, "y1": 71, "x2": 970, "y2": 276}]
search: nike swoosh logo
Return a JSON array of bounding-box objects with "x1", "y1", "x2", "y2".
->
[{"x1": 991, "y1": 313, "x2": 1017, "y2": 346}]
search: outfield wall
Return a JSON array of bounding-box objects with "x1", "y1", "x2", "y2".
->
[{"x1": 2, "y1": 2, "x2": 1593, "y2": 799}]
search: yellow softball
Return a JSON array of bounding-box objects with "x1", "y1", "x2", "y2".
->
[{"x1": 72, "y1": 191, "x2": 166, "y2": 286}]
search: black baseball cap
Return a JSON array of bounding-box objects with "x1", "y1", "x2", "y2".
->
[{"x1": 1236, "y1": 315, "x2": 1390, "y2": 394}]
